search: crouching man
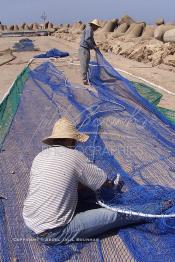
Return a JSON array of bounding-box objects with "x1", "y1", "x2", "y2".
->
[{"x1": 23, "y1": 117, "x2": 173, "y2": 245}]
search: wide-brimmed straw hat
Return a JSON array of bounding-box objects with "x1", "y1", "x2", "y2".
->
[
  {"x1": 90, "y1": 19, "x2": 101, "y2": 28},
  {"x1": 42, "y1": 117, "x2": 89, "y2": 145}
]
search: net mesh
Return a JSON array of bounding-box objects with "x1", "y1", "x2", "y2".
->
[
  {"x1": 0, "y1": 51, "x2": 175, "y2": 261},
  {"x1": 12, "y1": 38, "x2": 39, "y2": 52},
  {"x1": 131, "y1": 81, "x2": 163, "y2": 105}
]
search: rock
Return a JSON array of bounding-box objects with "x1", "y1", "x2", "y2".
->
[
  {"x1": 113, "y1": 40, "x2": 136, "y2": 57},
  {"x1": 97, "y1": 41, "x2": 112, "y2": 52},
  {"x1": 118, "y1": 15, "x2": 135, "y2": 25},
  {"x1": 9, "y1": 25, "x2": 15, "y2": 31},
  {"x1": 126, "y1": 23, "x2": 145, "y2": 38},
  {"x1": 99, "y1": 20, "x2": 107, "y2": 27},
  {"x1": 72, "y1": 21, "x2": 85, "y2": 30},
  {"x1": 24, "y1": 24, "x2": 30, "y2": 30},
  {"x1": 0, "y1": 24, "x2": 4, "y2": 31},
  {"x1": 166, "y1": 22, "x2": 175, "y2": 25},
  {"x1": 112, "y1": 23, "x2": 129, "y2": 38},
  {"x1": 111, "y1": 37, "x2": 175, "y2": 67},
  {"x1": 112, "y1": 43, "x2": 122, "y2": 54},
  {"x1": 101, "y1": 19, "x2": 118, "y2": 32},
  {"x1": 70, "y1": 21, "x2": 85, "y2": 34},
  {"x1": 59, "y1": 23, "x2": 70, "y2": 29},
  {"x1": 141, "y1": 25, "x2": 156, "y2": 38},
  {"x1": 53, "y1": 24, "x2": 60, "y2": 30},
  {"x1": 128, "y1": 45, "x2": 146, "y2": 62},
  {"x1": 28, "y1": 24, "x2": 33, "y2": 30},
  {"x1": 48, "y1": 22, "x2": 53, "y2": 29},
  {"x1": 18, "y1": 26, "x2": 23, "y2": 31},
  {"x1": 163, "y1": 53, "x2": 175, "y2": 67},
  {"x1": 14, "y1": 25, "x2": 19, "y2": 31},
  {"x1": 155, "y1": 18, "x2": 164, "y2": 26},
  {"x1": 146, "y1": 42, "x2": 175, "y2": 66},
  {"x1": 21, "y1": 23, "x2": 26, "y2": 29},
  {"x1": 55, "y1": 28, "x2": 69, "y2": 34},
  {"x1": 44, "y1": 21, "x2": 49, "y2": 29},
  {"x1": 163, "y1": 29, "x2": 175, "y2": 43},
  {"x1": 32, "y1": 23, "x2": 39, "y2": 30},
  {"x1": 154, "y1": 25, "x2": 175, "y2": 41}
]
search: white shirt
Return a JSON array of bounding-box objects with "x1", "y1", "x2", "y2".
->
[{"x1": 23, "y1": 146, "x2": 107, "y2": 234}]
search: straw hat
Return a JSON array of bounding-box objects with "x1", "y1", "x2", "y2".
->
[
  {"x1": 90, "y1": 19, "x2": 101, "y2": 28},
  {"x1": 42, "y1": 117, "x2": 89, "y2": 145}
]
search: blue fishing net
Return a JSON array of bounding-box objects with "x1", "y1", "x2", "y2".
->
[
  {"x1": 12, "y1": 38, "x2": 39, "y2": 52},
  {"x1": 34, "y1": 48, "x2": 69, "y2": 58},
  {"x1": 0, "y1": 50, "x2": 175, "y2": 261}
]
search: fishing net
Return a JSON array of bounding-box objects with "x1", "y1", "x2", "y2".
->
[
  {"x1": 131, "y1": 81, "x2": 163, "y2": 105},
  {"x1": 34, "y1": 48, "x2": 69, "y2": 59},
  {"x1": 0, "y1": 50, "x2": 175, "y2": 261},
  {"x1": 158, "y1": 107, "x2": 175, "y2": 125},
  {"x1": 12, "y1": 38, "x2": 39, "y2": 52}
]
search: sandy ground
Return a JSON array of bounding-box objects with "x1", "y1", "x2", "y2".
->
[{"x1": 0, "y1": 36, "x2": 175, "y2": 110}]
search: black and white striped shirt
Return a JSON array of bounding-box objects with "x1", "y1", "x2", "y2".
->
[{"x1": 23, "y1": 146, "x2": 107, "y2": 234}]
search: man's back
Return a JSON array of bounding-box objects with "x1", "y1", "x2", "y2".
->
[
  {"x1": 23, "y1": 146, "x2": 107, "y2": 234},
  {"x1": 23, "y1": 146, "x2": 80, "y2": 234}
]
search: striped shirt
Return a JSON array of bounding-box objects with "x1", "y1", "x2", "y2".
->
[{"x1": 23, "y1": 146, "x2": 107, "y2": 234}]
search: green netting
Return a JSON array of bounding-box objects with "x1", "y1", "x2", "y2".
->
[
  {"x1": 133, "y1": 81, "x2": 175, "y2": 125},
  {"x1": 158, "y1": 107, "x2": 175, "y2": 125},
  {"x1": 132, "y1": 81, "x2": 163, "y2": 105},
  {"x1": 0, "y1": 66, "x2": 30, "y2": 148}
]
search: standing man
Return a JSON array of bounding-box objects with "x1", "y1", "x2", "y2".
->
[{"x1": 79, "y1": 19, "x2": 101, "y2": 85}]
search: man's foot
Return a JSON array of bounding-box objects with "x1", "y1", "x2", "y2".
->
[{"x1": 83, "y1": 80, "x2": 89, "y2": 85}]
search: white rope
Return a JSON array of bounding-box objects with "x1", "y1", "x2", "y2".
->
[
  {"x1": 96, "y1": 174, "x2": 175, "y2": 218},
  {"x1": 97, "y1": 199, "x2": 175, "y2": 218},
  {"x1": 114, "y1": 67, "x2": 175, "y2": 96}
]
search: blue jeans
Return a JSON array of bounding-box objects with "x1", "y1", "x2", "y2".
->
[{"x1": 34, "y1": 189, "x2": 166, "y2": 245}]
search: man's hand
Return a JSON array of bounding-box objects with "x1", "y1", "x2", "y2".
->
[{"x1": 102, "y1": 180, "x2": 115, "y2": 189}]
